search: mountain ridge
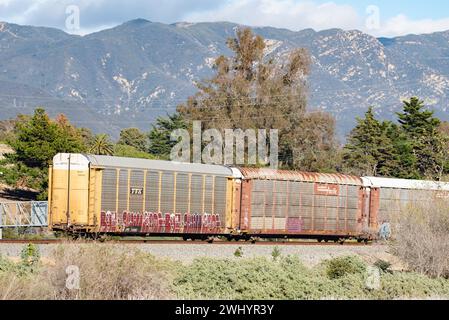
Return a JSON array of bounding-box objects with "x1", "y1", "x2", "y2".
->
[{"x1": 1, "y1": 20, "x2": 449, "y2": 139}]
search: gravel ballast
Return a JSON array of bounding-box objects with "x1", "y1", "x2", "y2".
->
[{"x1": 0, "y1": 243, "x2": 393, "y2": 266}]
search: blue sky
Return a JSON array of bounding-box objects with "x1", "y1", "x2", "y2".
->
[
  {"x1": 330, "y1": 0, "x2": 449, "y2": 20},
  {"x1": 1, "y1": 0, "x2": 449, "y2": 37}
]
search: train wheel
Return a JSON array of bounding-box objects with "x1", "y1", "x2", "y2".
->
[{"x1": 317, "y1": 238, "x2": 323, "y2": 243}]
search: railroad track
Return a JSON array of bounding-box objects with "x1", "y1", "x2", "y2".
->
[{"x1": 0, "y1": 239, "x2": 371, "y2": 246}]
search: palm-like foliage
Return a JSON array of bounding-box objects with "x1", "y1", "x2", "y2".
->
[{"x1": 89, "y1": 134, "x2": 114, "y2": 155}]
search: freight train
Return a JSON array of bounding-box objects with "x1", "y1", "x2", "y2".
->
[{"x1": 48, "y1": 153, "x2": 449, "y2": 242}]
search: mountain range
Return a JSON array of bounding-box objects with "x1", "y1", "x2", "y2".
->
[{"x1": 1, "y1": 19, "x2": 449, "y2": 139}]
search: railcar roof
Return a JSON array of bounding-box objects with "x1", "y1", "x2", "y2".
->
[
  {"x1": 362, "y1": 176, "x2": 449, "y2": 191},
  {"x1": 56, "y1": 154, "x2": 236, "y2": 177},
  {"x1": 238, "y1": 167, "x2": 363, "y2": 185}
]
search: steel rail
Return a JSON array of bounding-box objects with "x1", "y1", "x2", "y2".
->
[{"x1": 0, "y1": 239, "x2": 372, "y2": 246}]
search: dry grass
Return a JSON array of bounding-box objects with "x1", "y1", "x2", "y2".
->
[
  {"x1": 390, "y1": 201, "x2": 449, "y2": 278},
  {"x1": 0, "y1": 243, "x2": 175, "y2": 300}
]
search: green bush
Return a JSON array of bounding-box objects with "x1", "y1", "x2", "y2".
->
[
  {"x1": 271, "y1": 246, "x2": 282, "y2": 261},
  {"x1": 374, "y1": 260, "x2": 392, "y2": 273},
  {"x1": 234, "y1": 247, "x2": 244, "y2": 258},
  {"x1": 372, "y1": 272, "x2": 449, "y2": 300},
  {"x1": 0, "y1": 254, "x2": 15, "y2": 272},
  {"x1": 325, "y1": 256, "x2": 367, "y2": 279},
  {"x1": 2, "y1": 245, "x2": 449, "y2": 300},
  {"x1": 19, "y1": 243, "x2": 41, "y2": 274}
]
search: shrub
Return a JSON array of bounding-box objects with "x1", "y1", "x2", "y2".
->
[
  {"x1": 40, "y1": 244, "x2": 174, "y2": 300},
  {"x1": 173, "y1": 256, "x2": 318, "y2": 300},
  {"x1": 271, "y1": 246, "x2": 282, "y2": 261},
  {"x1": 325, "y1": 256, "x2": 367, "y2": 279},
  {"x1": 0, "y1": 254, "x2": 15, "y2": 273},
  {"x1": 20, "y1": 243, "x2": 40, "y2": 272},
  {"x1": 372, "y1": 272, "x2": 449, "y2": 300},
  {"x1": 374, "y1": 260, "x2": 392, "y2": 273},
  {"x1": 234, "y1": 247, "x2": 244, "y2": 258},
  {"x1": 391, "y1": 202, "x2": 449, "y2": 278},
  {"x1": 1, "y1": 244, "x2": 449, "y2": 300},
  {"x1": 0, "y1": 243, "x2": 175, "y2": 300}
]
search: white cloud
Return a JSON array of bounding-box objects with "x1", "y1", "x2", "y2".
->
[
  {"x1": 1, "y1": 0, "x2": 449, "y2": 37},
  {"x1": 374, "y1": 14, "x2": 449, "y2": 37},
  {"x1": 184, "y1": 0, "x2": 361, "y2": 32}
]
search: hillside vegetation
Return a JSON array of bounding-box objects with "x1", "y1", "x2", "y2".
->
[{"x1": 1, "y1": 243, "x2": 449, "y2": 300}]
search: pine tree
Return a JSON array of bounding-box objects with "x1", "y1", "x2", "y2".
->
[
  {"x1": 148, "y1": 113, "x2": 188, "y2": 159},
  {"x1": 343, "y1": 107, "x2": 398, "y2": 176},
  {"x1": 1, "y1": 108, "x2": 87, "y2": 199},
  {"x1": 396, "y1": 97, "x2": 447, "y2": 179}
]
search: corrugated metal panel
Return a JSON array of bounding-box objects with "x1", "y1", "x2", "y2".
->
[
  {"x1": 190, "y1": 174, "x2": 203, "y2": 213},
  {"x1": 101, "y1": 169, "x2": 117, "y2": 212},
  {"x1": 86, "y1": 154, "x2": 234, "y2": 177},
  {"x1": 204, "y1": 176, "x2": 214, "y2": 213},
  {"x1": 145, "y1": 171, "x2": 159, "y2": 212},
  {"x1": 239, "y1": 167, "x2": 362, "y2": 185},
  {"x1": 117, "y1": 170, "x2": 128, "y2": 214},
  {"x1": 247, "y1": 174, "x2": 362, "y2": 233},
  {"x1": 175, "y1": 173, "x2": 189, "y2": 213},
  {"x1": 214, "y1": 177, "x2": 227, "y2": 217},
  {"x1": 363, "y1": 176, "x2": 449, "y2": 191},
  {"x1": 160, "y1": 172, "x2": 175, "y2": 213}
]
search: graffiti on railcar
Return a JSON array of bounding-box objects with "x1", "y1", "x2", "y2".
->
[
  {"x1": 435, "y1": 191, "x2": 449, "y2": 199},
  {"x1": 286, "y1": 217, "x2": 304, "y2": 232},
  {"x1": 99, "y1": 211, "x2": 222, "y2": 233}
]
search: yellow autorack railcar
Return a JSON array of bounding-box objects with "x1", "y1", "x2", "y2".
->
[{"x1": 49, "y1": 153, "x2": 241, "y2": 237}]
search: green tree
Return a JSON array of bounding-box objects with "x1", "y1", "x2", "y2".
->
[
  {"x1": 385, "y1": 123, "x2": 420, "y2": 179},
  {"x1": 6, "y1": 111, "x2": 85, "y2": 168},
  {"x1": 118, "y1": 128, "x2": 148, "y2": 152},
  {"x1": 148, "y1": 113, "x2": 188, "y2": 160},
  {"x1": 178, "y1": 27, "x2": 336, "y2": 170},
  {"x1": 438, "y1": 122, "x2": 449, "y2": 179},
  {"x1": 1, "y1": 108, "x2": 86, "y2": 199},
  {"x1": 397, "y1": 97, "x2": 448, "y2": 179},
  {"x1": 113, "y1": 144, "x2": 155, "y2": 159},
  {"x1": 54, "y1": 114, "x2": 87, "y2": 154},
  {"x1": 343, "y1": 107, "x2": 398, "y2": 176},
  {"x1": 89, "y1": 134, "x2": 114, "y2": 156}
]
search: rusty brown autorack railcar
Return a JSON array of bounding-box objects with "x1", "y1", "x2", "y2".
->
[
  {"x1": 237, "y1": 168, "x2": 372, "y2": 240},
  {"x1": 49, "y1": 153, "x2": 240, "y2": 236}
]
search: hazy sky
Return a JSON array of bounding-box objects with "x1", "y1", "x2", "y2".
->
[{"x1": 1, "y1": 0, "x2": 449, "y2": 37}]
